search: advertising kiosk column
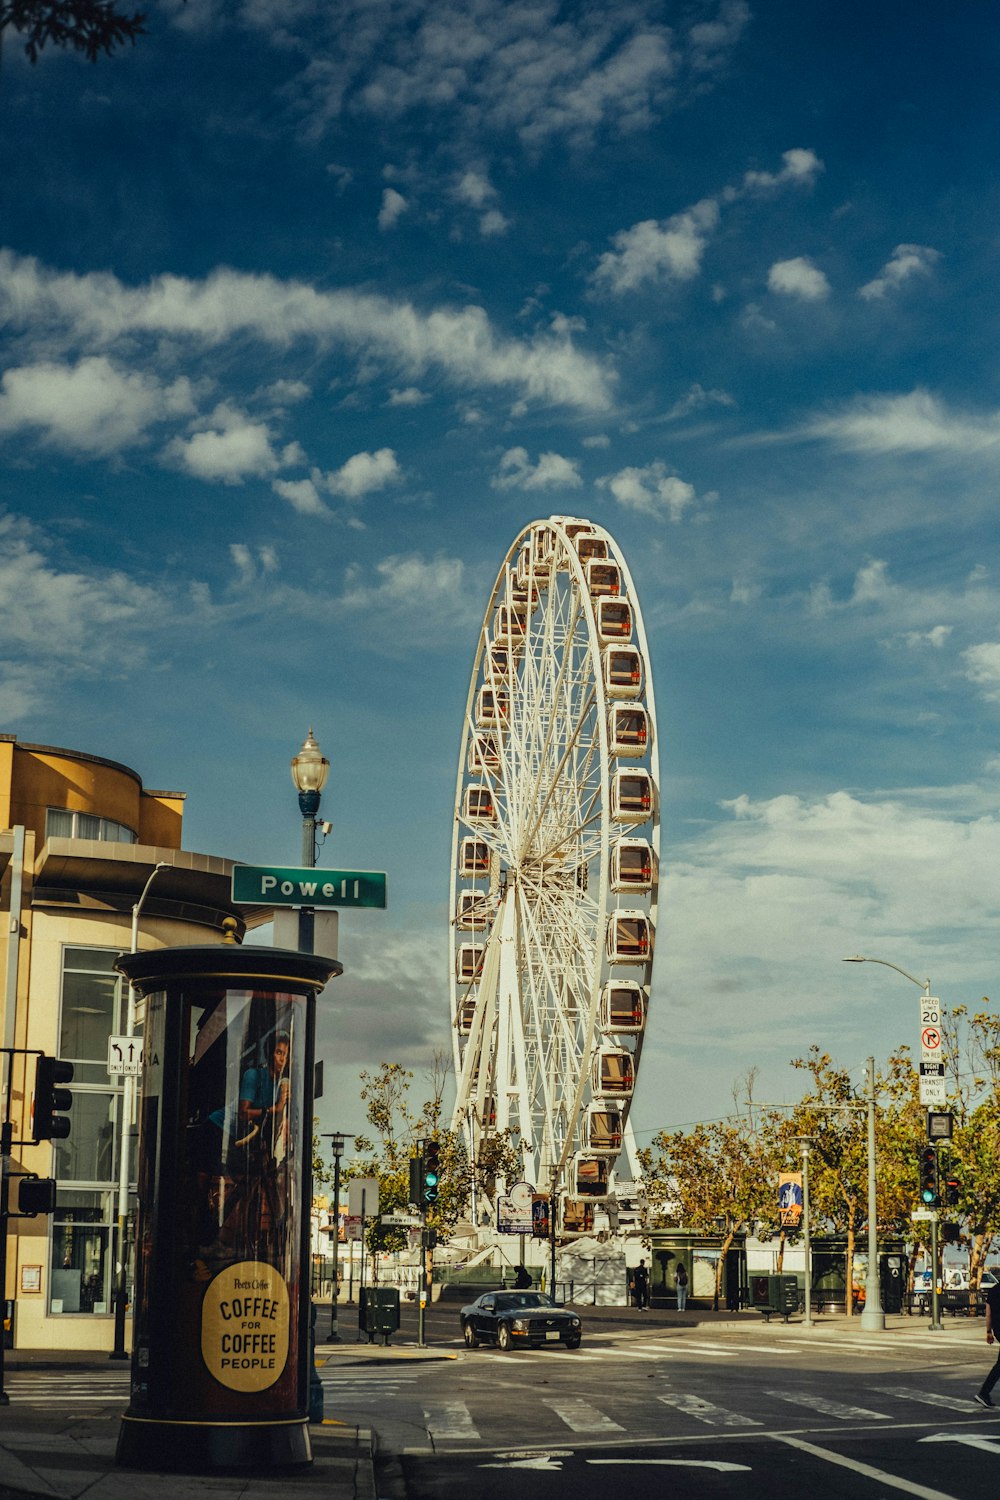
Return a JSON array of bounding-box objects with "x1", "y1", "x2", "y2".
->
[{"x1": 114, "y1": 937, "x2": 341, "y2": 1473}]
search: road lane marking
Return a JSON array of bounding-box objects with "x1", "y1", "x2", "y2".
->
[
  {"x1": 870, "y1": 1386, "x2": 980, "y2": 1412},
  {"x1": 767, "y1": 1389, "x2": 890, "y2": 1420},
  {"x1": 424, "y1": 1401, "x2": 480, "y2": 1440},
  {"x1": 776, "y1": 1434, "x2": 961, "y2": 1499},
  {"x1": 920, "y1": 1431, "x2": 1000, "y2": 1453},
  {"x1": 589, "y1": 1458, "x2": 752, "y2": 1472},
  {"x1": 543, "y1": 1398, "x2": 625, "y2": 1433},
  {"x1": 657, "y1": 1393, "x2": 761, "y2": 1427}
]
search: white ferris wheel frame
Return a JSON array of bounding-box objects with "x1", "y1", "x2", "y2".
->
[{"x1": 449, "y1": 516, "x2": 659, "y2": 1215}]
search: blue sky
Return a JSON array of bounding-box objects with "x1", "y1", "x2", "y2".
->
[{"x1": 2, "y1": 1, "x2": 1000, "y2": 1153}]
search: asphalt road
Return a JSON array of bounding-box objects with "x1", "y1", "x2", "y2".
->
[{"x1": 348, "y1": 1310, "x2": 1000, "y2": 1500}]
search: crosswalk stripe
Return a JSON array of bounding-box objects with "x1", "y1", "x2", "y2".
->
[
  {"x1": 543, "y1": 1397, "x2": 625, "y2": 1433},
  {"x1": 657, "y1": 1393, "x2": 761, "y2": 1428},
  {"x1": 423, "y1": 1401, "x2": 480, "y2": 1440},
  {"x1": 869, "y1": 1385, "x2": 980, "y2": 1412},
  {"x1": 767, "y1": 1388, "x2": 890, "y2": 1420}
]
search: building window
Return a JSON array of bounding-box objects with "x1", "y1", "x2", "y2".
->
[
  {"x1": 45, "y1": 809, "x2": 137, "y2": 844},
  {"x1": 49, "y1": 948, "x2": 127, "y2": 1316}
]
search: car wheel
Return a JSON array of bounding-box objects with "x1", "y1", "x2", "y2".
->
[
  {"x1": 497, "y1": 1322, "x2": 512, "y2": 1351},
  {"x1": 564, "y1": 1336, "x2": 581, "y2": 1349},
  {"x1": 463, "y1": 1322, "x2": 479, "y2": 1348}
]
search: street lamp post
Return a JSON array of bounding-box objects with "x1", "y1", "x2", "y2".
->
[
  {"x1": 111, "y1": 860, "x2": 169, "y2": 1361},
  {"x1": 325, "y1": 1132, "x2": 345, "y2": 1343},
  {"x1": 290, "y1": 728, "x2": 330, "y2": 955},
  {"x1": 843, "y1": 954, "x2": 938, "y2": 1332},
  {"x1": 792, "y1": 1136, "x2": 815, "y2": 1328}
]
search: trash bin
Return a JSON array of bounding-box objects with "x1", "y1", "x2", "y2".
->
[
  {"x1": 750, "y1": 1274, "x2": 798, "y2": 1320},
  {"x1": 880, "y1": 1254, "x2": 904, "y2": 1314},
  {"x1": 359, "y1": 1287, "x2": 400, "y2": 1343}
]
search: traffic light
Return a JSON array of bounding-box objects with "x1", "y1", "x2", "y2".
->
[
  {"x1": 409, "y1": 1151, "x2": 424, "y2": 1206},
  {"x1": 918, "y1": 1144, "x2": 940, "y2": 1206},
  {"x1": 32, "y1": 1055, "x2": 74, "y2": 1142},
  {"x1": 421, "y1": 1138, "x2": 441, "y2": 1205},
  {"x1": 944, "y1": 1176, "x2": 960, "y2": 1208}
]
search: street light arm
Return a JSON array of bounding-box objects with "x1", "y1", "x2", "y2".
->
[
  {"x1": 842, "y1": 955, "x2": 931, "y2": 995},
  {"x1": 131, "y1": 862, "x2": 170, "y2": 954}
]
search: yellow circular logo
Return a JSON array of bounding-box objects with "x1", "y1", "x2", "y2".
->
[{"x1": 200, "y1": 1260, "x2": 290, "y2": 1391}]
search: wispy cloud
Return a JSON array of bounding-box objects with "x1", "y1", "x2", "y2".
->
[
  {"x1": 0, "y1": 356, "x2": 195, "y2": 455},
  {"x1": 859, "y1": 243, "x2": 942, "y2": 301},
  {"x1": 801, "y1": 390, "x2": 1000, "y2": 455},
  {"x1": 592, "y1": 146, "x2": 822, "y2": 297},
  {"x1": 0, "y1": 250, "x2": 613, "y2": 414}
]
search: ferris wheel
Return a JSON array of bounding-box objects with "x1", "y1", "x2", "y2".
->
[{"x1": 449, "y1": 516, "x2": 659, "y2": 1228}]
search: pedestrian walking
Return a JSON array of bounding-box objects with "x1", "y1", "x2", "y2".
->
[
  {"x1": 632, "y1": 1258, "x2": 649, "y2": 1310},
  {"x1": 975, "y1": 1274, "x2": 1000, "y2": 1407},
  {"x1": 675, "y1": 1263, "x2": 689, "y2": 1312}
]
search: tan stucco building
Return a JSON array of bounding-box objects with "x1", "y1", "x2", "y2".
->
[{"x1": 1, "y1": 734, "x2": 268, "y2": 1351}]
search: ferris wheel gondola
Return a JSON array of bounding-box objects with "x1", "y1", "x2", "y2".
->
[{"x1": 449, "y1": 517, "x2": 659, "y2": 1226}]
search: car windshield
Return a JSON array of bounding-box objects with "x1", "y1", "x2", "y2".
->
[{"x1": 494, "y1": 1293, "x2": 554, "y2": 1312}]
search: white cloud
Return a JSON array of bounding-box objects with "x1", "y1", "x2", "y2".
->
[
  {"x1": 378, "y1": 188, "x2": 408, "y2": 230},
  {"x1": 859, "y1": 244, "x2": 942, "y2": 301},
  {"x1": 801, "y1": 390, "x2": 1000, "y2": 455},
  {"x1": 0, "y1": 514, "x2": 164, "y2": 670},
  {"x1": 901, "y1": 626, "x2": 952, "y2": 649},
  {"x1": 0, "y1": 356, "x2": 194, "y2": 455},
  {"x1": 591, "y1": 199, "x2": 719, "y2": 295},
  {"x1": 479, "y1": 209, "x2": 510, "y2": 238},
  {"x1": 454, "y1": 169, "x2": 495, "y2": 208},
  {"x1": 230, "y1": 542, "x2": 280, "y2": 582},
  {"x1": 165, "y1": 405, "x2": 280, "y2": 484},
  {"x1": 665, "y1": 382, "x2": 736, "y2": 420},
  {"x1": 0, "y1": 250, "x2": 612, "y2": 412},
  {"x1": 739, "y1": 147, "x2": 823, "y2": 194},
  {"x1": 599, "y1": 460, "x2": 697, "y2": 520},
  {"x1": 273, "y1": 477, "x2": 328, "y2": 516},
  {"x1": 335, "y1": 552, "x2": 480, "y2": 651},
  {"x1": 592, "y1": 145, "x2": 823, "y2": 298},
  {"x1": 492, "y1": 447, "x2": 582, "y2": 491},
  {"x1": 322, "y1": 447, "x2": 402, "y2": 499},
  {"x1": 964, "y1": 643, "x2": 1000, "y2": 700},
  {"x1": 767, "y1": 256, "x2": 830, "y2": 301},
  {"x1": 386, "y1": 387, "x2": 430, "y2": 407}
]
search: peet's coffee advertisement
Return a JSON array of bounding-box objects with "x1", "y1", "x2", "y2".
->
[{"x1": 200, "y1": 1261, "x2": 290, "y2": 1392}]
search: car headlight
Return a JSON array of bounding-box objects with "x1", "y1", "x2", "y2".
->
[
  {"x1": 569, "y1": 1318, "x2": 580, "y2": 1327},
  {"x1": 511, "y1": 1318, "x2": 529, "y2": 1331}
]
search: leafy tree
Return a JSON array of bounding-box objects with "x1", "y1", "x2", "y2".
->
[
  {"x1": 937, "y1": 1002, "x2": 1000, "y2": 1296},
  {"x1": 0, "y1": 1, "x2": 146, "y2": 64},
  {"x1": 638, "y1": 1074, "x2": 784, "y2": 1309}
]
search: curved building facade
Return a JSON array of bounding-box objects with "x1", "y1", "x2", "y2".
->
[{"x1": 1, "y1": 734, "x2": 270, "y2": 1351}]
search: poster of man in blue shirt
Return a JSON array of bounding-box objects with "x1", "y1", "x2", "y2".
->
[{"x1": 778, "y1": 1172, "x2": 803, "y2": 1228}]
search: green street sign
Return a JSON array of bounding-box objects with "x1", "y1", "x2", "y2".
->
[{"x1": 232, "y1": 865, "x2": 387, "y2": 909}]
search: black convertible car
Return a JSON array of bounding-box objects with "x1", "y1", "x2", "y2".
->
[{"x1": 459, "y1": 1290, "x2": 583, "y2": 1350}]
